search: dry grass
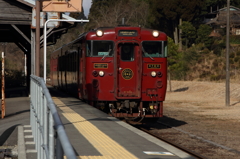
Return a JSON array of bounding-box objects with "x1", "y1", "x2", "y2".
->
[
  {"x1": 166, "y1": 80, "x2": 240, "y2": 121},
  {"x1": 160, "y1": 80, "x2": 240, "y2": 158}
]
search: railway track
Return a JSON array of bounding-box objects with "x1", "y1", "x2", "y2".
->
[{"x1": 124, "y1": 119, "x2": 207, "y2": 159}]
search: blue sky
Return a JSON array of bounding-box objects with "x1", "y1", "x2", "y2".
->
[{"x1": 83, "y1": 0, "x2": 92, "y2": 17}]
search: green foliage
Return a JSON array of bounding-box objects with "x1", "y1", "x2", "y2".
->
[
  {"x1": 168, "y1": 37, "x2": 180, "y2": 69},
  {"x1": 167, "y1": 37, "x2": 185, "y2": 80},
  {"x1": 168, "y1": 36, "x2": 204, "y2": 80},
  {"x1": 211, "y1": 40, "x2": 225, "y2": 56},
  {"x1": 196, "y1": 24, "x2": 213, "y2": 48},
  {"x1": 183, "y1": 46, "x2": 200, "y2": 65},
  {"x1": 179, "y1": 21, "x2": 196, "y2": 47},
  {"x1": 229, "y1": 35, "x2": 240, "y2": 44},
  {"x1": 147, "y1": 0, "x2": 204, "y2": 38}
]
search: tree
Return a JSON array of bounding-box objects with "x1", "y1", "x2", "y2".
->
[
  {"x1": 168, "y1": 37, "x2": 181, "y2": 72},
  {"x1": 167, "y1": 37, "x2": 180, "y2": 90},
  {"x1": 148, "y1": 0, "x2": 204, "y2": 48},
  {"x1": 85, "y1": 0, "x2": 149, "y2": 30},
  {"x1": 179, "y1": 21, "x2": 196, "y2": 47},
  {"x1": 196, "y1": 24, "x2": 214, "y2": 48}
]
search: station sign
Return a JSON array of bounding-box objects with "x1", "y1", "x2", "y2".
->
[
  {"x1": 31, "y1": 8, "x2": 60, "y2": 29},
  {"x1": 42, "y1": 0, "x2": 82, "y2": 12}
]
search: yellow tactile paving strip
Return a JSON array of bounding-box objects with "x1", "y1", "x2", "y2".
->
[{"x1": 53, "y1": 97, "x2": 138, "y2": 159}]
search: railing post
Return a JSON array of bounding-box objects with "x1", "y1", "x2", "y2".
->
[
  {"x1": 43, "y1": 95, "x2": 47, "y2": 159},
  {"x1": 56, "y1": 134, "x2": 64, "y2": 159},
  {"x1": 30, "y1": 75, "x2": 77, "y2": 159},
  {"x1": 37, "y1": 80, "x2": 40, "y2": 159},
  {"x1": 49, "y1": 113, "x2": 54, "y2": 159},
  {"x1": 40, "y1": 87, "x2": 44, "y2": 159}
]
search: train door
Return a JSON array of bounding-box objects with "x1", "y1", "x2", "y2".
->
[{"x1": 117, "y1": 43, "x2": 141, "y2": 98}]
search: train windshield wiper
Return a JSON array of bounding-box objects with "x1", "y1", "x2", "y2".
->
[
  {"x1": 142, "y1": 47, "x2": 154, "y2": 61},
  {"x1": 101, "y1": 49, "x2": 112, "y2": 61}
]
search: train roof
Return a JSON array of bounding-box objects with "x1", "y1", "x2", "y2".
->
[
  {"x1": 51, "y1": 26, "x2": 167, "y2": 54},
  {"x1": 87, "y1": 26, "x2": 167, "y2": 37},
  {"x1": 84, "y1": 26, "x2": 167, "y2": 41}
]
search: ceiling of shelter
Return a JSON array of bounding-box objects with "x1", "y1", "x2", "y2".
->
[
  {"x1": 0, "y1": 0, "x2": 75, "y2": 51},
  {"x1": 0, "y1": 0, "x2": 32, "y2": 44}
]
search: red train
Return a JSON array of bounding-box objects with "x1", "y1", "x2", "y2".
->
[{"x1": 50, "y1": 26, "x2": 167, "y2": 120}]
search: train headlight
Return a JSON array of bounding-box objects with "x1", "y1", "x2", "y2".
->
[
  {"x1": 151, "y1": 71, "x2": 157, "y2": 77},
  {"x1": 96, "y1": 30, "x2": 103, "y2": 37},
  {"x1": 152, "y1": 30, "x2": 159, "y2": 37},
  {"x1": 99, "y1": 71, "x2": 105, "y2": 77}
]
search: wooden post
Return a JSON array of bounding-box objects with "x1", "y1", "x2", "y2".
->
[{"x1": 1, "y1": 51, "x2": 5, "y2": 119}]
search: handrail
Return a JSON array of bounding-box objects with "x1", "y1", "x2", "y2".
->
[{"x1": 30, "y1": 75, "x2": 76, "y2": 159}]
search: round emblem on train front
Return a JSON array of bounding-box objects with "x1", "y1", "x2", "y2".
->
[{"x1": 122, "y1": 68, "x2": 134, "y2": 80}]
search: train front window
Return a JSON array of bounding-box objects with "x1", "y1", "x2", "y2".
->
[
  {"x1": 120, "y1": 43, "x2": 135, "y2": 61},
  {"x1": 142, "y1": 41, "x2": 167, "y2": 58},
  {"x1": 86, "y1": 41, "x2": 114, "y2": 57}
]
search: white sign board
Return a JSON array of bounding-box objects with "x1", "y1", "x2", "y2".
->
[{"x1": 31, "y1": 8, "x2": 60, "y2": 28}]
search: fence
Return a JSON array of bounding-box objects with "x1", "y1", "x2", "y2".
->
[{"x1": 30, "y1": 75, "x2": 76, "y2": 159}]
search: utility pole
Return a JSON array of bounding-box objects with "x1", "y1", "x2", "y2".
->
[{"x1": 226, "y1": 0, "x2": 230, "y2": 106}]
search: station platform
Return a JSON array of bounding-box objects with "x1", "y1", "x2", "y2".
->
[
  {"x1": 44, "y1": 88, "x2": 195, "y2": 159},
  {"x1": 0, "y1": 86, "x2": 30, "y2": 158},
  {"x1": 0, "y1": 86, "x2": 196, "y2": 159}
]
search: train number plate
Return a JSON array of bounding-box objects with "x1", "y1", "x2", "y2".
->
[
  {"x1": 147, "y1": 64, "x2": 161, "y2": 69},
  {"x1": 94, "y1": 63, "x2": 108, "y2": 69}
]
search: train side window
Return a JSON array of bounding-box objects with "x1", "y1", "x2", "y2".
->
[
  {"x1": 142, "y1": 41, "x2": 165, "y2": 58},
  {"x1": 86, "y1": 41, "x2": 92, "y2": 56},
  {"x1": 164, "y1": 41, "x2": 167, "y2": 57},
  {"x1": 92, "y1": 41, "x2": 114, "y2": 57}
]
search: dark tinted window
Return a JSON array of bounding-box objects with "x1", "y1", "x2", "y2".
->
[
  {"x1": 86, "y1": 41, "x2": 114, "y2": 57},
  {"x1": 120, "y1": 43, "x2": 134, "y2": 61},
  {"x1": 142, "y1": 41, "x2": 166, "y2": 58}
]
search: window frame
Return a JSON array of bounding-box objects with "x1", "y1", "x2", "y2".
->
[
  {"x1": 142, "y1": 41, "x2": 167, "y2": 58},
  {"x1": 86, "y1": 40, "x2": 114, "y2": 57}
]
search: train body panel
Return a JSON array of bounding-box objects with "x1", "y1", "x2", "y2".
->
[
  {"x1": 50, "y1": 26, "x2": 168, "y2": 118},
  {"x1": 85, "y1": 57, "x2": 115, "y2": 101}
]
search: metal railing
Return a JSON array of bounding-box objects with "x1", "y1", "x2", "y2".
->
[{"x1": 30, "y1": 75, "x2": 77, "y2": 159}]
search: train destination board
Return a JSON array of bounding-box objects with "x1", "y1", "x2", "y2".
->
[{"x1": 118, "y1": 30, "x2": 138, "y2": 37}]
